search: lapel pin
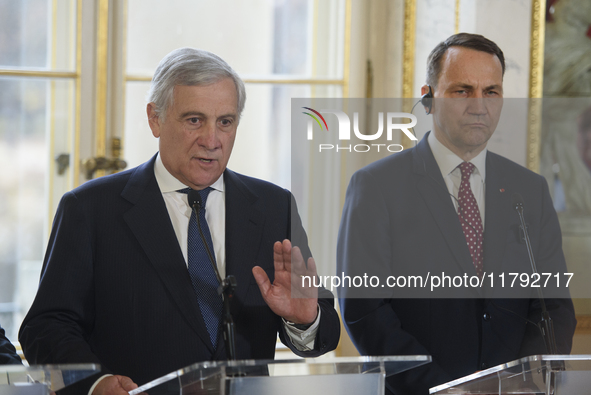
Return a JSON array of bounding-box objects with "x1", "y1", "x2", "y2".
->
[{"x1": 500, "y1": 188, "x2": 505, "y2": 193}]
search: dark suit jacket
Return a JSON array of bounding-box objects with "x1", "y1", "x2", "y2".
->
[
  {"x1": 338, "y1": 133, "x2": 576, "y2": 395},
  {"x1": 0, "y1": 324, "x2": 21, "y2": 365},
  {"x1": 19, "y1": 155, "x2": 340, "y2": 392}
]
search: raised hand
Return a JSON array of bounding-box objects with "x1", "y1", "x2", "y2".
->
[{"x1": 252, "y1": 240, "x2": 318, "y2": 325}]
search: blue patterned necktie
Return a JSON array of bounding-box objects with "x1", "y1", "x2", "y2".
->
[{"x1": 178, "y1": 187, "x2": 222, "y2": 348}]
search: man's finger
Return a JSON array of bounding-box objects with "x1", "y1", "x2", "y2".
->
[
  {"x1": 291, "y1": 245, "x2": 307, "y2": 269},
  {"x1": 252, "y1": 266, "x2": 272, "y2": 296},
  {"x1": 273, "y1": 241, "x2": 286, "y2": 272},
  {"x1": 305, "y1": 257, "x2": 318, "y2": 276},
  {"x1": 286, "y1": 244, "x2": 303, "y2": 272},
  {"x1": 281, "y1": 239, "x2": 292, "y2": 268},
  {"x1": 117, "y1": 375, "x2": 138, "y2": 391}
]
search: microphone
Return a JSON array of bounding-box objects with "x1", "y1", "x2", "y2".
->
[
  {"x1": 512, "y1": 193, "x2": 538, "y2": 281},
  {"x1": 512, "y1": 193, "x2": 560, "y2": 357},
  {"x1": 187, "y1": 189, "x2": 202, "y2": 210},
  {"x1": 512, "y1": 192, "x2": 524, "y2": 212}
]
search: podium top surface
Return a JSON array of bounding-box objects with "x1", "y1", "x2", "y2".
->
[
  {"x1": 129, "y1": 355, "x2": 431, "y2": 395},
  {"x1": 430, "y1": 355, "x2": 591, "y2": 394},
  {"x1": 0, "y1": 363, "x2": 100, "y2": 391},
  {"x1": 172, "y1": 355, "x2": 431, "y2": 370}
]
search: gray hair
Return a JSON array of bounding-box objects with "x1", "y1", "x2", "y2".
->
[{"x1": 147, "y1": 47, "x2": 246, "y2": 121}]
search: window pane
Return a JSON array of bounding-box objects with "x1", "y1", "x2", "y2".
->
[
  {"x1": 123, "y1": 81, "x2": 159, "y2": 168},
  {"x1": 126, "y1": 0, "x2": 344, "y2": 78},
  {"x1": 0, "y1": 0, "x2": 76, "y2": 70},
  {"x1": 0, "y1": 77, "x2": 75, "y2": 340},
  {"x1": 272, "y1": 0, "x2": 309, "y2": 75}
]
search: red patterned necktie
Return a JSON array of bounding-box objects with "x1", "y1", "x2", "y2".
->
[{"x1": 457, "y1": 162, "x2": 484, "y2": 278}]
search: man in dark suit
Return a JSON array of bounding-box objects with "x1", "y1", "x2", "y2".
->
[
  {"x1": 0, "y1": 324, "x2": 21, "y2": 365},
  {"x1": 338, "y1": 33, "x2": 576, "y2": 395},
  {"x1": 19, "y1": 48, "x2": 340, "y2": 395}
]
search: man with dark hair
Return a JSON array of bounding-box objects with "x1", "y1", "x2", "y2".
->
[
  {"x1": 338, "y1": 33, "x2": 576, "y2": 395},
  {"x1": 20, "y1": 48, "x2": 340, "y2": 395},
  {"x1": 0, "y1": 324, "x2": 21, "y2": 365}
]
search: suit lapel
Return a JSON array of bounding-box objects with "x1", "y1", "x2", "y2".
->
[
  {"x1": 120, "y1": 156, "x2": 215, "y2": 353},
  {"x1": 482, "y1": 154, "x2": 511, "y2": 297},
  {"x1": 412, "y1": 134, "x2": 481, "y2": 287},
  {"x1": 224, "y1": 170, "x2": 264, "y2": 304}
]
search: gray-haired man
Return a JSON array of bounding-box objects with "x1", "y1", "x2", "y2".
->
[{"x1": 20, "y1": 48, "x2": 340, "y2": 395}]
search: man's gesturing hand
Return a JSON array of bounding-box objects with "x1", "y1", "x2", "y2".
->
[{"x1": 252, "y1": 240, "x2": 318, "y2": 325}]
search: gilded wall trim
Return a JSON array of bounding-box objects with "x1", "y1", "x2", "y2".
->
[
  {"x1": 48, "y1": 0, "x2": 59, "y2": 224},
  {"x1": 95, "y1": 0, "x2": 109, "y2": 164},
  {"x1": 527, "y1": 0, "x2": 546, "y2": 172},
  {"x1": 343, "y1": 0, "x2": 352, "y2": 98},
  {"x1": 402, "y1": 0, "x2": 416, "y2": 99},
  {"x1": 455, "y1": 0, "x2": 460, "y2": 34},
  {"x1": 402, "y1": 0, "x2": 417, "y2": 149},
  {"x1": 73, "y1": 0, "x2": 82, "y2": 187},
  {"x1": 0, "y1": 70, "x2": 77, "y2": 78}
]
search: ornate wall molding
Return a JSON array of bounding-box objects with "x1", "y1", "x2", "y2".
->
[{"x1": 527, "y1": 0, "x2": 546, "y2": 172}]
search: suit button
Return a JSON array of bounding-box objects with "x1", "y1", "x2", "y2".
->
[
  {"x1": 481, "y1": 362, "x2": 488, "y2": 369},
  {"x1": 483, "y1": 312, "x2": 491, "y2": 321}
]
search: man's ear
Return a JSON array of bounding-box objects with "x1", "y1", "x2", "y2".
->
[
  {"x1": 420, "y1": 85, "x2": 434, "y2": 115},
  {"x1": 147, "y1": 103, "x2": 161, "y2": 138},
  {"x1": 420, "y1": 85, "x2": 430, "y2": 96}
]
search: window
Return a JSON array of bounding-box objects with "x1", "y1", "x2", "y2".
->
[
  {"x1": 0, "y1": 0, "x2": 348, "y2": 343},
  {"x1": 0, "y1": 0, "x2": 78, "y2": 340}
]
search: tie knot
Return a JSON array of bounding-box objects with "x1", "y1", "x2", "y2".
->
[
  {"x1": 177, "y1": 187, "x2": 213, "y2": 207},
  {"x1": 459, "y1": 162, "x2": 475, "y2": 177}
]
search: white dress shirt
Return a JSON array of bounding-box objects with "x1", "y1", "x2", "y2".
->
[
  {"x1": 428, "y1": 131, "x2": 487, "y2": 226},
  {"x1": 154, "y1": 154, "x2": 227, "y2": 275}
]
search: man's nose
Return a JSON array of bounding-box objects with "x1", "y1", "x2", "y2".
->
[
  {"x1": 467, "y1": 95, "x2": 487, "y2": 115},
  {"x1": 199, "y1": 122, "x2": 220, "y2": 149}
]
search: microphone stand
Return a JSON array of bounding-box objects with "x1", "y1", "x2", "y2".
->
[
  {"x1": 512, "y1": 194, "x2": 564, "y2": 389},
  {"x1": 218, "y1": 276, "x2": 237, "y2": 361},
  {"x1": 189, "y1": 191, "x2": 238, "y2": 361}
]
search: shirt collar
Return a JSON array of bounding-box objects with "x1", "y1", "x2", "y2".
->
[
  {"x1": 427, "y1": 131, "x2": 487, "y2": 180},
  {"x1": 154, "y1": 152, "x2": 225, "y2": 193}
]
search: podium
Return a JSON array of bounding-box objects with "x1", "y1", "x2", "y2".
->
[
  {"x1": 430, "y1": 355, "x2": 591, "y2": 394},
  {"x1": 0, "y1": 364, "x2": 99, "y2": 394},
  {"x1": 128, "y1": 356, "x2": 431, "y2": 395}
]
